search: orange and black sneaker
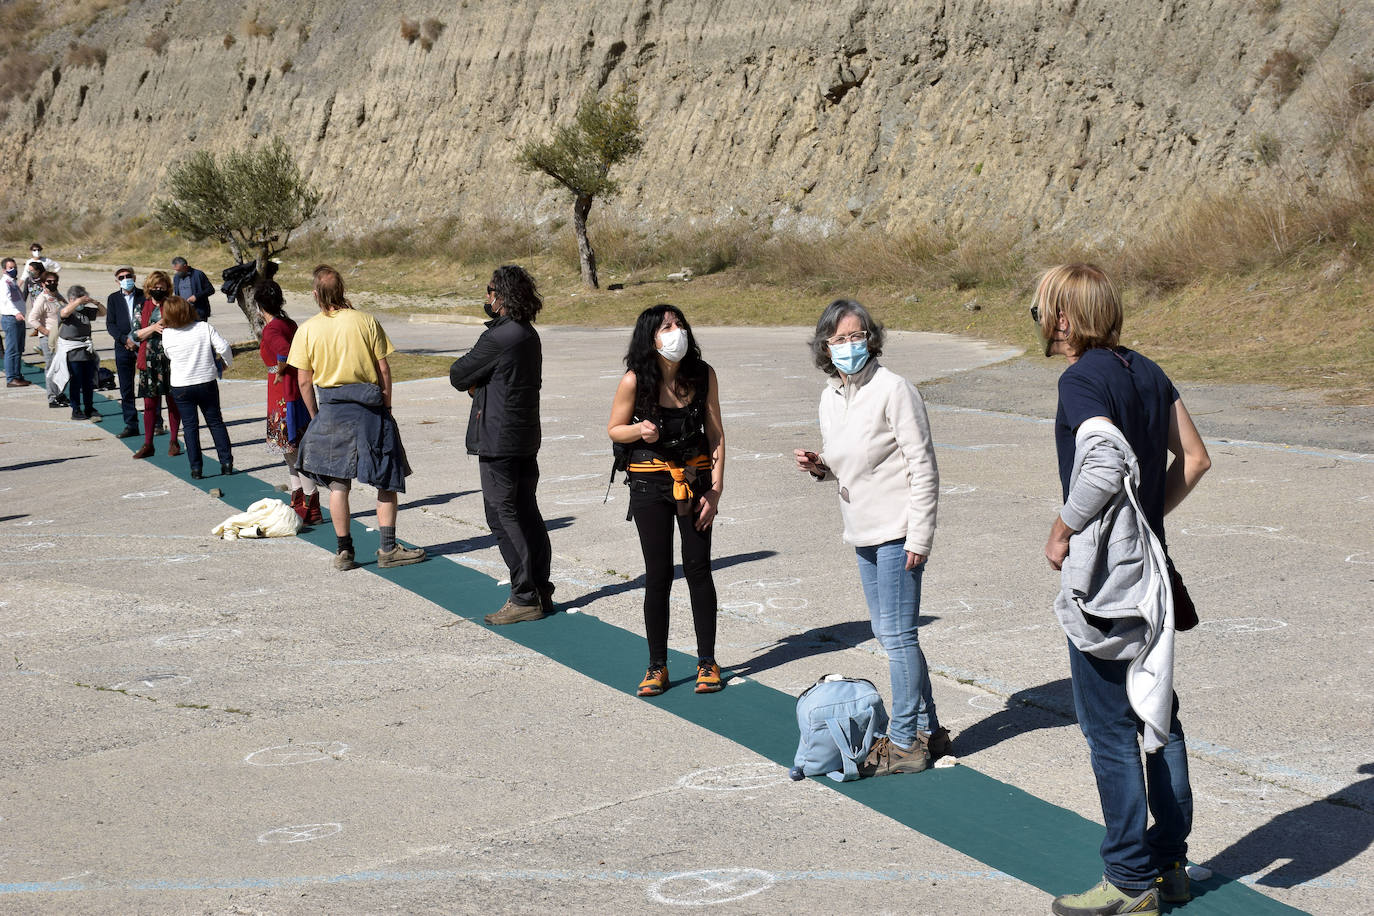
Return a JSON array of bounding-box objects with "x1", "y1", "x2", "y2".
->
[
  {"x1": 637, "y1": 664, "x2": 669, "y2": 697},
  {"x1": 694, "y1": 659, "x2": 723, "y2": 693}
]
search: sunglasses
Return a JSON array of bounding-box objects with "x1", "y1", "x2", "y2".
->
[
  {"x1": 1030, "y1": 305, "x2": 1041, "y2": 323},
  {"x1": 117, "y1": 274, "x2": 134, "y2": 280},
  {"x1": 486, "y1": 285, "x2": 495, "y2": 295}
]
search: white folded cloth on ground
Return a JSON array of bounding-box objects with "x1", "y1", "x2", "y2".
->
[{"x1": 212, "y1": 498, "x2": 302, "y2": 539}]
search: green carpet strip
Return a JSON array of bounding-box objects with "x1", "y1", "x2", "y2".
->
[{"x1": 51, "y1": 363, "x2": 1304, "y2": 914}]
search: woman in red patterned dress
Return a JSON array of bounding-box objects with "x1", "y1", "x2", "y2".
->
[{"x1": 255, "y1": 279, "x2": 321, "y2": 523}]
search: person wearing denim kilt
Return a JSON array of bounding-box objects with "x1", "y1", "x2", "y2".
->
[{"x1": 795, "y1": 298, "x2": 949, "y2": 777}]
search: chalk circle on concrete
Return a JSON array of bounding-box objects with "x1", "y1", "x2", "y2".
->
[
  {"x1": 155, "y1": 628, "x2": 242, "y2": 647},
  {"x1": 121, "y1": 490, "x2": 169, "y2": 500},
  {"x1": 256, "y1": 823, "x2": 343, "y2": 845},
  {"x1": 968, "y1": 694, "x2": 1009, "y2": 711},
  {"x1": 541, "y1": 434, "x2": 584, "y2": 442},
  {"x1": 726, "y1": 577, "x2": 801, "y2": 591},
  {"x1": 1196, "y1": 618, "x2": 1288, "y2": 634},
  {"x1": 732, "y1": 453, "x2": 783, "y2": 462},
  {"x1": 1346, "y1": 551, "x2": 1373, "y2": 565},
  {"x1": 1179, "y1": 523, "x2": 1283, "y2": 538},
  {"x1": 245, "y1": 741, "x2": 350, "y2": 767},
  {"x1": 11, "y1": 518, "x2": 54, "y2": 526},
  {"x1": 160, "y1": 554, "x2": 211, "y2": 565},
  {"x1": 111, "y1": 673, "x2": 192, "y2": 691},
  {"x1": 940, "y1": 484, "x2": 977, "y2": 495},
  {"x1": 555, "y1": 493, "x2": 614, "y2": 506},
  {"x1": 677, "y1": 763, "x2": 790, "y2": 793},
  {"x1": 547, "y1": 473, "x2": 601, "y2": 483},
  {"x1": 647, "y1": 868, "x2": 776, "y2": 907},
  {"x1": 4, "y1": 541, "x2": 54, "y2": 552},
  {"x1": 925, "y1": 597, "x2": 1014, "y2": 616},
  {"x1": 765, "y1": 596, "x2": 808, "y2": 611}
]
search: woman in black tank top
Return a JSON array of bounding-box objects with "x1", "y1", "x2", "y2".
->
[{"x1": 607, "y1": 305, "x2": 726, "y2": 697}]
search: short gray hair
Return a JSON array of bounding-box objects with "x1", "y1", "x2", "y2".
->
[
  {"x1": 171, "y1": 256, "x2": 189, "y2": 268},
  {"x1": 809, "y1": 298, "x2": 885, "y2": 377},
  {"x1": 66, "y1": 284, "x2": 88, "y2": 300}
]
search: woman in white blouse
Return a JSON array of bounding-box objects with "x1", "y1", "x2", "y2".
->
[
  {"x1": 794, "y1": 298, "x2": 950, "y2": 777},
  {"x1": 144, "y1": 294, "x2": 234, "y2": 479}
]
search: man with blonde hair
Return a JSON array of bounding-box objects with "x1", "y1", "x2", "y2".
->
[
  {"x1": 1035, "y1": 264, "x2": 1210, "y2": 916},
  {"x1": 288, "y1": 265, "x2": 425, "y2": 571}
]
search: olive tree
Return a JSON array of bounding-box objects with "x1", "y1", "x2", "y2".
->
[
  {"x1": 153, "y1": 137, "x2": 321, "y2": 339},
  {"x1": 516, "y1": 88, "x2": 643, "y2": 289}
]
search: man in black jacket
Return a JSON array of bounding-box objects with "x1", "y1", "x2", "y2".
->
[
  {"x1": 171, "y1": 256, "x2": 214, "y2": 320},
  {"x1": 105, "y1": 266, "x2": 144, "y2": 437},
  {"x1": 449, "y1": 265, "x2": 554, "y2": 625}
]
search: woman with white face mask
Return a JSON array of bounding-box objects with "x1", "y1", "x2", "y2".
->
[
  {"x1": 794, "y1": 298, "x2": 950, "y2": 777},
  {"x1": 607, "y1": 304, "x2": 726, "y2": 697}
]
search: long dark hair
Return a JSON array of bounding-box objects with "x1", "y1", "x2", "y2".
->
[
  {"x1": 253, "y1": 279, "x2": 291, "y2": 323},
  {"x1": 624, "y1": 304, "x2": 707, "y2": 420},
  {"x1": 490, "y1": 264, "x2": 542, "y2": 322}
]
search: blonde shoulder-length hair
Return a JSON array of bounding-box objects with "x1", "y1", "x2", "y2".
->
[{"x1": 1033, "y1": 263, "x2": 1122, "y2": 356}]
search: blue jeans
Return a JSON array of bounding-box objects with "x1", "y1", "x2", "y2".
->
[
  {"x1": 170, "y1": 380, "x2": 233, "y2": 474},
  {"x1": 1068, "y1": 641, "x2": 1192, "y2": 890},
  {"x1": 855, "y1": 539, "x2": 938, "y2": 748},
  {"x1": 1, "y1": 314, "x2": 22, "y2": 382}
]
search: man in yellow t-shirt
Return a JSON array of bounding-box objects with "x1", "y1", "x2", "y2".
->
[{"x1": 287, "y1": 265, "x2": 425, "y2": 571}]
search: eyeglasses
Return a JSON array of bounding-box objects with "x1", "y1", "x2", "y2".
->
[
  {"x1": 1030, "y1": 305, "x2": 1041, "y2": 323},
  {"x1": 825, "y1": 330, "x2": 869, "y2": 346}
]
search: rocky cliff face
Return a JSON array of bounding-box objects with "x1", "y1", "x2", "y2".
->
[{"x1": 3, "y1": 0, "x2": 1370, "y2": 244}]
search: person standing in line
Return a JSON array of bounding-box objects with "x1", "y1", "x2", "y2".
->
[
  {"x1": 23, "y1": 271, "x2": 65, "y2": 409},
  {"x1": 449, "y1": 265, "x2": 553, "y2": 625},
  {"x1": 607, "y1": 305, "x2": 726, "y2": 696},
  {"x1": 28, "y1": 272, "x2": 70, "y2": 408},
  {"x1": 50, "y1": 284, "x2": 105, "y2": 422},
  {"x1": 105, "y1": 266, "x2": 145, "y2": 437},
  {"x1": 289, "y1": 265, "x2": 425, "y2": 570},
  {"x1": 131, "y1": 271, "x2": 181, "y2": 459},
  {"x1": 20, "y1": 260, "x2": 46, "y2": 308},
  {"x1": 27, "y1": 243, "x2": 59, "y2": 274},
  {"x1": 1, "y1": 258, "x2": 29, "y2": 387},
  {"x1": 1034, "y1": 264, "x2": 1210, "y2": 916},
  {"x1": 255, "y1": 278, "x2": 321, "y2": 524},
  {"x1": 795, "y1": 298, "x2": 951, "y2": 776},
  {"x1": 151, "y1": 295, "x2": 234, "y2": 479},
  {"x1": 171, "y1": 256, "x2": 215, "y2": 321}
]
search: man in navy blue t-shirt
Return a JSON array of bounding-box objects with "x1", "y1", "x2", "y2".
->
[{"x1": 1036, "y1": 264, "x2": 1211, "y2": 916}]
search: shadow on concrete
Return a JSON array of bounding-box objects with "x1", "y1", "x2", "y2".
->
[
  {"x1": 730, "y1": 620, "x2": 877, "y2": 678},
  {"x1": 398, "y1": 490, "x2": 480, "y2": 511},
  {"x1": 423, "y1": 516, "x2": 577, "y2": 556},
  {"x1": 952, "y1": 678, "x2": 1077, "y2": 755},
  {"x1": 556, "y1": 549, "x2": 779, "y2": 613},
  {"x1": 1204, "y1": 762, "x2": 1374, "y2": 891},
  {"x1": 0, "y1": 455, "x2": 93, "y2": 473},
  {"x1": 0, "y1": 514, "x2": 27, "y2": 523}
]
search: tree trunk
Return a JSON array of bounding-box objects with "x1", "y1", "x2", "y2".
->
[{"x1": 573, "y1": 193, "x2": 598, "y2": 289}]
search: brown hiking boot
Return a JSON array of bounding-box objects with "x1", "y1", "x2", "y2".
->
[
  {"x1": 861, "y1": 735, "x2": 930, "y2": 776},
  {"x1": 131, "y1": 443, "x2": 154, "y2": 459},
  {"x1": 483, "y1": 599, "x2": 546, "y2": 626},
  {"x1": 377, "y1": 544, "x2": 426, "y2": 568},
  {"x1": 332, "y1": 549, "x2": 359, "y2": 571},
  {"x1": 919, "y1": 726, "x2": 953, "y2": 762}
]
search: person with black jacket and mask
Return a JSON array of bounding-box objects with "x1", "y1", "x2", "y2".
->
[{"x1": 449, "y1": 265, "x2": 554, "y2": 626}]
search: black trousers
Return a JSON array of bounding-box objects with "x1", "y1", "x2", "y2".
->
[
  {"x1": 479, "y1": 455, "x2": 552, "y2": 606},
  {"x1": 171, "y1": 380, "x2": 233, "y2": 474},
  {"x1": 113, "y1": 346, "x2": 138, "y2": 428},
  {"x1": 629, "y1": 476, "x2": 717, "y2": 666}
]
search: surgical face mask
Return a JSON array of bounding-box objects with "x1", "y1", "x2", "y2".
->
[
  {"x1": 120, "y1": 277, "x2": 136, "y2": 291},
  {"x1": 30, "y1": 251, "x2": 41, "y2": 260},
  {"x1": 656, "y1": 327, "x2": 688, "y2": 363},
  {"x1": 829, "y1": 340, "x2": 870, "y2": 375},
  {"x1": 149, "y1": 288, "x2": 168, "y2": 302}
]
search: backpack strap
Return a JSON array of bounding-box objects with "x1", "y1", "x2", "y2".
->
[{"x1": 825, "y1": 713, "x2": 878, "y2": 781}]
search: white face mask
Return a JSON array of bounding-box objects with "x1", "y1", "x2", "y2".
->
[{"x1": 656, "y1": 327, "x2": 688, "y2": 363}]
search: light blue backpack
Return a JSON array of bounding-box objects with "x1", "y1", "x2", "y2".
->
[{"x1": 791, "y1": 674, "x2": 889, "y2": 782}]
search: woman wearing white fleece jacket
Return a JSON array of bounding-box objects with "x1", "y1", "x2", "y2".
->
[{"x1": 795, "y1": 298, "x2": 948, "y2": 777}]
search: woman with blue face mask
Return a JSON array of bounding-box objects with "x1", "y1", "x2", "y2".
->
[{"x1": 794, "y1": 298, "x2": 949, "y2": 776}]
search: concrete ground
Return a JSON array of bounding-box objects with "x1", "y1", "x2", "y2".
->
[{"x1": 0, "y1": 265, "x2": 1370, "y2": 915}]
